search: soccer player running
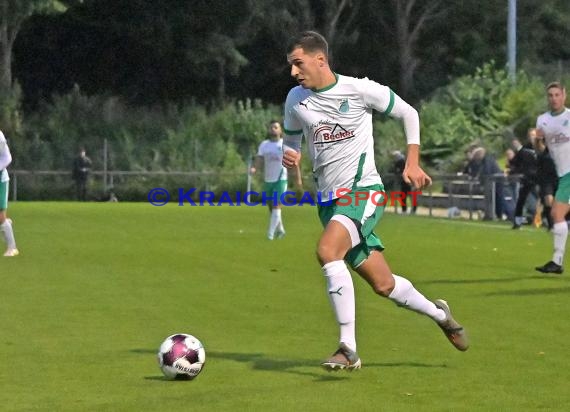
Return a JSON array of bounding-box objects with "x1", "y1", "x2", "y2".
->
[
  {"x1": 535, "y1": 82, "x2": 570, "y2": 275},
  {"x1": 282, "y1": 31, "x2": 468, "y2": 371},
  {"x1": 0, "y1": 130, "x2": 19, "y2": 257},
  {"x1": 250, "y1": 120, "x2": 302, "y2": 239}
]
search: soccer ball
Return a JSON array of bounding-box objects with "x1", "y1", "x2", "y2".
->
[{"x1": 157, "y1": 333, "x2": 206, "y2": 380}]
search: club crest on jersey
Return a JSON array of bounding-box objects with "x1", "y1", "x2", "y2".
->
[
  {"x1": 338, "y1": 99, "x2": 349, "y2": 113},
  {"x1": 313, "y1": 123, "x2": 355, "y2": 145},
  {"x1": 564, "y1": 119, "x2": 569, "y2": 127}
]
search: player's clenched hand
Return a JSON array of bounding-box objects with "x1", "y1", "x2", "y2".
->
[
  {"x1": 283, "y1": 149, "x2": 301, "y2": 169},
  {"x1": 403, "y1": 164, "x2": 432, "y2": 190}
]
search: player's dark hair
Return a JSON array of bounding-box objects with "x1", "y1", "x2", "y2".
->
[
  {"x1": 286, "y1": 31, "x2": 328, "y2": 58},
  {"x1": 546, "y1": 81, "x2": 565, "y2": 92}
]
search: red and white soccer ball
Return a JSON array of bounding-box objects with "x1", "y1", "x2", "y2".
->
[{"x1": 157, "y1": 333, "x2": 206, "y2": 380}]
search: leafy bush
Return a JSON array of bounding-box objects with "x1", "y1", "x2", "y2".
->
[{"x1": 3, "y1": 64, "x2": 565, "y2": 199}]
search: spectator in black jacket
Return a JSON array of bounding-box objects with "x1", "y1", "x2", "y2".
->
[
  {"x1": 534, "y1": 134, "x2": 558, "y2": 230},
  {"x1": 391, "y1": 150, "x2": 417, "y2": 214},
  {"x1": 509, "y1": 136, "x2": 538, "y2": 229},
  {"x1": 72, "y1": 147, "x2": 92, "y2": 201},
  {"x1": 472, "y1": 147, "x2": 511, "y2": 220}
]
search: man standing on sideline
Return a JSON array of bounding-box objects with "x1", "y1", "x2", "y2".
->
[
  {"x1": 535, "y1": 82, "x2": 570, "y2": 274},
  {"x1": 250, "y1": 120, "x2": 302, "y2": 239},
  {"x1": 72, "y1": 147, "x2": 92, "y2": 201},
  {"x1": 392, "y1": 150, "x2": 417, "y2": 214},
  {"x1": 510, "y1": 136, "x2": 537, "y2": 229},
  {"x1": 282, "y1": 31, "x2": 468, "y2": 371},
  {"x1": 0, "y1": 130, "x2": 19, "y2": 257},
  {"x1": 533, "y1": 128, "x2": 558, "y2": 230}
]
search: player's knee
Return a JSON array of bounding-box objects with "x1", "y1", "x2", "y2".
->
[
  {"x1": 552, "y1": 208, "x2": 567, "y2": 222},
  {"x1": 316, "y1": 242, "x2": 344, "y2": 265},
  {"x1": 370, "y1": 280, "x2": 394, "y2": 297}
]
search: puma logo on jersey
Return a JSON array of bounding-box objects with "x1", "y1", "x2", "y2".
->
[{"x1": 299, "y1": 101, "x2": 310, "y2": 110}]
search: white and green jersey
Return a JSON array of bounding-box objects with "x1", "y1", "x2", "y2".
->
[
  {"x1": 0, "y1": 131, "x2": 11, "y2": 183},
  {"x1": 257, "y1": 138, "x2": 287, "y2": 182},
  {"x1": 283, "y1": 74, "x2": 419, "y2": 196},
  {"x1": 536, "y1": 108, "x2": 570, "y2": 177}
]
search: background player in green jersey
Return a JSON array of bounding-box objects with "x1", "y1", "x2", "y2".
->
[
  {"x1": 0, "y1": 130, "x2": 19, "y2": 257},
  {"x1": 251, "y1": 120, "x2": 302, "y2": 239},
  {"x1": 282, "y1": 31, "x2": 468, "y2": 370},
  {"x1": 535, "y1": 82, "x2": 570, "y2": 274}
]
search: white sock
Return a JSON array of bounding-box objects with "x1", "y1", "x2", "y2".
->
[
  {"x1": 268, "y1": 209, "x2": 281, "y2": 237},
  {"x1": 388, "y1": 274, "x2": 445, "y2": 322},
  {"x1": 322, "y1": 260, "x2": 356, "y2": 351},
  {"x1": 0, "y1": 219, "x2": 16, "y2": 249},
  {"x1": 552, "y1": 221, "x2": 568, "y2": 265}
]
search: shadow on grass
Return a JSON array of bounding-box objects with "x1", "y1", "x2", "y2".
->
[
  {"x1": 420, "y1": 274, "x2": 562, "y2": 285},
  {"x1": 133, "y1": 349, "x2": 447, "y2": 382},
  {"x1": 365, "y1": 361, "x2": 448, "y2": 369},
  {"x1": 207, "y1": 351, "x2": 447, "y2": 380},
  {"x1": 482, "y1": 286, "x2": 570, "y2": 297},
  {"x1": 199, "y1": 351, "x2": 346, "y2": 381}
]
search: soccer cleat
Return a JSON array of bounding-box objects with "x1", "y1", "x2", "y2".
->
[
  {"x1": 3, "y1": 248, "x2": 19, "y2": 257},
  {"x1": 535, "y1": 261, "x2": 563, "y2": 274},
  {"x1": 274, "y1": 229, "x2": 286, "y2": 239},
  {"x1": 434, "y1": 299, "x2": 469, "y2": 351},
  {"x1": 321, "y1": 343, "x2": 362, "y2": 371}
]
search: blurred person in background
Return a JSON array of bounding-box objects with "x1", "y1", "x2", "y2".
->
[
  {"x1": 72, "y1": 147, "x2": 92, "y2": 201},
  {"x1": 509, "y1": 136, "x2": 537, "y2": 229},
  {"x1": 0, "y1": 130, "x2": 19, "y2": 257},
  {"x1": 250, "y1": 120, "x2": 302, "y2": 239},
  {"x1": 535, "y1": 82, "x2": 570, "y2": 275}
]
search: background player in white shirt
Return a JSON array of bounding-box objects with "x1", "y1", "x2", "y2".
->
[
  {"x1": 535, "y1": 82, "x2": 570, "y2": 274},
  {"x1": 0, "y1": 131, "x2": 19, "y2": 256},
  {"x1": 282, "y1": 31, "x2": 468, "y2": 370},
  {"x1": 251, "y1": 120, "x2": 302, "y2": 239}
]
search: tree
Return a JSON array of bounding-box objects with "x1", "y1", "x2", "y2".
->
[
  {"x1": 377, "y1": 0, "x2": 445, "y2": 100},
  {"x1": 0, "y1": 0, "x2": 67, "y2": 92},
  {"x1": 312, "y1": 0, "x2": 361, "y2": 62}
]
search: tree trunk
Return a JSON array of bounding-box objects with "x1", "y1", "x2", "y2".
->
[
  {"x1": 390, "y1": 0, "x2": 442, "y2": 100},
  {"x1": 322, "y1": 0, "x2": 358, "y2": 64},
  {"x1": 217, "y1": 60, "x2": 225, "y2": 103},
  {"x1": 0, "y1": 18, "x2": 12, "y2": 91},
  {"x1": 394, "y1": 0, "x2": 415, "y2": 99}
]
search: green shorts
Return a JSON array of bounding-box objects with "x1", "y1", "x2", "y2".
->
[
  {"x1": 555, "y1": 173, "x2": 570, "y2": 204},
  {"x1": 318, "y1": 184, "x2": 385, "y2": 268},
  {"x1": 263, "y1": 180, "x2": 288, "y2": 205},
  {"x1": 0, "y1": 180, "x2": 8, "y2": 210}
]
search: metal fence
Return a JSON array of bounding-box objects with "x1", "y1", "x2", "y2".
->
[{"x1": 9, "y1": 169, "x2": 525, "y2": 221}]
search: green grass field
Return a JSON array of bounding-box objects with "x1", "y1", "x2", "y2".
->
[{"x1": 1, "y1": 202, "x2": 569, "y2": 411}]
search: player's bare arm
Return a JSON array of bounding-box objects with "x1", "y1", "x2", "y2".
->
[
  {"x1": 293, "y1": 163, "x2": 303, "y2": 190},
  {"x1": 250, "y1": 155, "x2": 263, "y2": 174}
]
